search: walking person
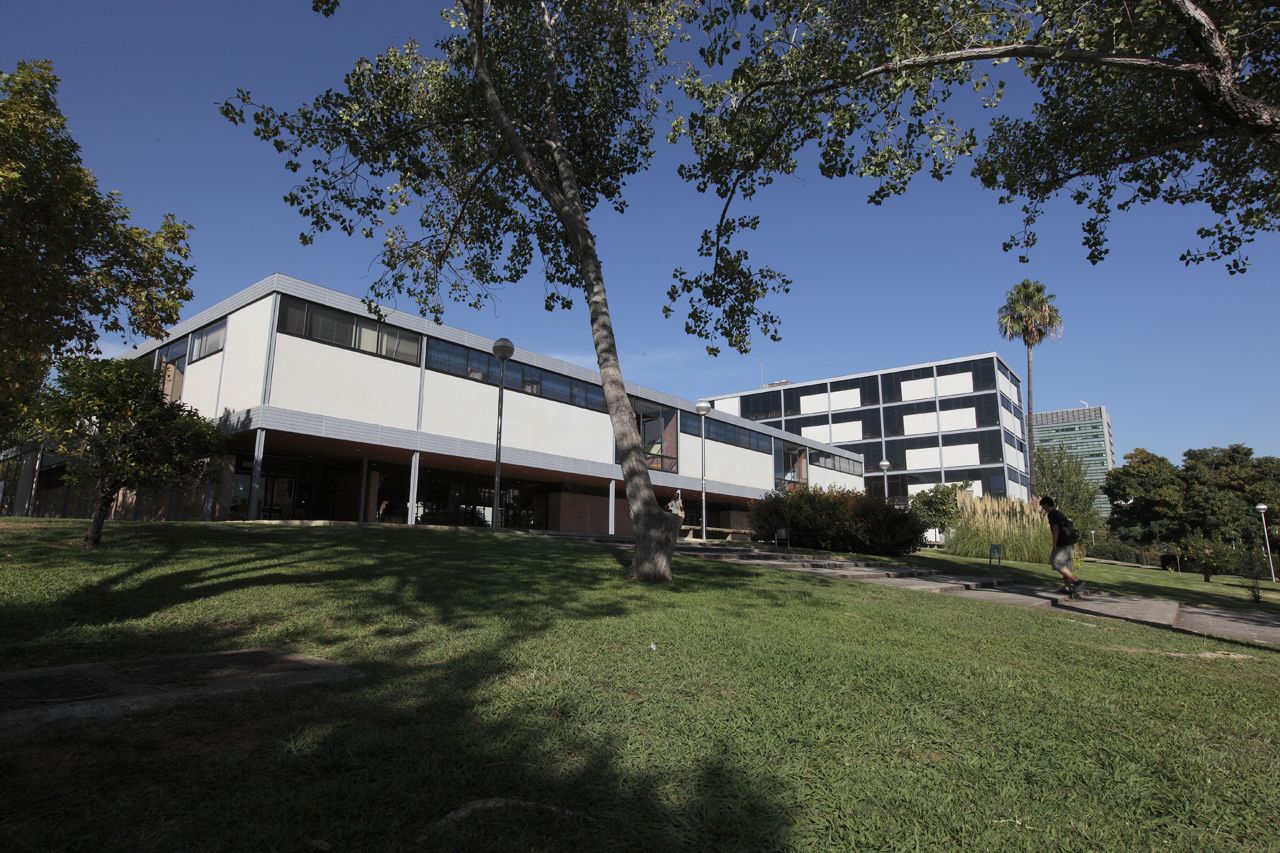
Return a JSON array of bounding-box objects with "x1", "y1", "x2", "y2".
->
[{"x1": 1039, "y1": 496, "x2": 1084, "y2": 597}]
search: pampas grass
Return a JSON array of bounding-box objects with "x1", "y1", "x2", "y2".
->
[{"x1": 946, "y1": 492, "x2": 1052, "y2": 562}]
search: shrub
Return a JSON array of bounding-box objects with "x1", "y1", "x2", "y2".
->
[
  {"x1": 1085, "y1": 537, "x2": 1141, "y2": 563},
  {"x1": 749, "y1": 487, "x2": 926, "y2": 556},
  {"x1": 946, "y1": 493, "x2": 1052, "y2": 563}
]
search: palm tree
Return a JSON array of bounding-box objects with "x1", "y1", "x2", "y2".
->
[{"x1": 997, "y1": 279, "x2": 1062, "y2": 498}]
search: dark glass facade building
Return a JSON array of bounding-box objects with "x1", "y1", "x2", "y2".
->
[{"x1": 707, "y1": 354, "x2": 1030, "y2": 502}]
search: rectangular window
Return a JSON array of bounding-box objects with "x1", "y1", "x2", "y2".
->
[
  {"x1": 354, "y1": 317, "x2": 379, "y2": 354},
  {"x1": 379, "y1": 326, "x2": 421, "y2": 365},
  {"x1": 189, "y1": 319, "x2": 226, "y2": 362},
  {"x1": 426, "y1": 338, "x2": 468, "y2": 376},
  {"x1": 306, "y1": 304, "x2": 355, "y2": 348},
  {"x1": 783, "y1": 384, "x2": 829, "y2": 416},
  {"x1": 466, "y1": 349, "x2": 492, "y2": 382},
  {"x1": 739, "y1": 390, "x2": 782, "y2": 421},
  {"x1": 278, "y1": 295, "x2": 308, "y2": 336},
  {"x1": 158, "y1": 337, "x2": 188, "y2": 401}
]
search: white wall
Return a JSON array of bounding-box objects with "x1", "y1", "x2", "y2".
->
[
  {"x1": 798, "y1": 390, "x2": 829, "y2": 414},
  {"x1": 829, "y1": 388, "x2": 860, "y2": 410},
  {"x1": 216, "y1": 297, "x2": 274, "y2": 413},
  {"x1": 271, "y1": 334, "x2": 420, "y2": 430},
  {"x1": 830, "y1": 420, "x2": 863, "y2": 442},
  {"x1": 900, "y1": 376, "x2": 935, "y2": 401},
  {"x1": 502, "y1": 388, "x2": 615, "y2": 463},
  {"x1": 677, "y1": 432, "x2": 773, "y2": 491},
  {"x1": 938, "y1": 407, "x2": 977, "y2": 432},
  {"x1": 800, "y1": 423, "x2": 831, "y2": 442},
  {"x1": 181, "y1": 354, "x2": 222, "y2": 416},
  {"x1": 715, "y1": 397, "x2": 741, "y2": 417},
  {"x1": 936, "y1": 372, "x2": 973, "y2": 396},
  {"x1": 941, "y1": 442, "x2": 980, "y2": 467},
  {"x1": 903, "y1": 411, "x2": 939, "y2": 435},
  {"x1": 905, "y1": 445, "x2": 941, "y2": 470},
  {"x1": 997, "y1": 371, "x2": 1019, "y2": 404},
  {"x1": 422, "y1": 371, "x2": 497, "y2": 440},
  {"x1": 1001, "y1": 407, "x2": 1023, "y2": 437}
]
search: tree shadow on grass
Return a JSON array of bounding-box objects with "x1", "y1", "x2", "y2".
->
[{"x1": 1, "y1": 595, "x2": 797, "y2": 851}]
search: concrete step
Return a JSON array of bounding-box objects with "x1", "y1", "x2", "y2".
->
[{"x1": 855, "y1": 575, "x2": 1001, "y2": 594}]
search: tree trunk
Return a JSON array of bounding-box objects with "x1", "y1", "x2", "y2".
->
[
  {"x1": 464, "y1": 0, "x2": 674, "y2": 580},
  {"x1": 1025, "y1": 344, "x2": 1035, "y2": 498},
  {"x1": 83, "y1": 487, "x2": 114, "y2": 548},
  {"x1": 578, "y1": 237, "x2": 674, "y2": 582}
]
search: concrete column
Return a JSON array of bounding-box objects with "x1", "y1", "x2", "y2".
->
[
  {"x1": 357, "y1": 457, "x2": 369, "y2": 523},
  {"x1": 247, "y1": 428, "x2": 266, "y2": 520},
  {"x1": 407, "y1": 451, "x2": 420, "y2": 525},
  {"x1": 608, "y1": 479, "x2": 616, "y2": 536}
]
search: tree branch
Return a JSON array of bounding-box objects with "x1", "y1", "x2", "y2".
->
[{"x1": 462, "y1": 0, "x2": 567, "y2": 209}]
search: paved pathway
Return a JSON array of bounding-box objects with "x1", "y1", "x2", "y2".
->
[{"x1": 677, "y1": 543, "x2": 1280, "y2": 647}]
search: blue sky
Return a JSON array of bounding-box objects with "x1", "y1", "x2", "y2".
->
[{"x1": 6, "y1": 1, "x2": 1278, "y2": 464}]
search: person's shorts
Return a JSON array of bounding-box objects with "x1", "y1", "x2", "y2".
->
[{"x1": 1051, "y1": 545, "x2": 1075, "y2": 571}]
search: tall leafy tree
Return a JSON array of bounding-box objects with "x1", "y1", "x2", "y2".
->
[
  {"x1": 223, "y1": 1, "x2": 700, "y2": 581},
  {"x1": 1103, "y1": 449, "x2": 1187, "y2": 546},
  {"x1": 0, "y1": 61, "x2": 195, "y2": 434},
  {"x1": 1032, "y1": 444, "x2": 1102, "y2": 538},
  {"x1": 997, "y1": 279, "x2": 1061, "y2": 497},
  {"x1": 670, "y1": 0, "x2": 1278, "y2": 340},
  {"x1": 31, "y1": 358, "x2": 224, "y2": 548},
  {"x1": 1103, "y1": 445, "x2": 1280, "y2": 552}
]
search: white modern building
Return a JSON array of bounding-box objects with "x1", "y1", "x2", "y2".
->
[
  {"x1": 5, "y1": 274, "x2": 863, "y2": 534},
  {"x1": 705, "y1": 354, "x2": 1030, "y2": 502}
]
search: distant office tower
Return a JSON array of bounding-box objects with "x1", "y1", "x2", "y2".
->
[
  {"x1": 1030, "y1": 406, "x2": 1115, "y2": 517},
  {"x1": 706, "y1": 354, "x2": 1030, "y2": 502}
]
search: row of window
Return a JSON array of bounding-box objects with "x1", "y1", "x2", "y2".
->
[
  {"x1": 733, "y1": 358, "x2": 1011, "y2": 421},
  {"x1": 279, "y1": 296, "x2": 421, "y2": 365},
  {"x1": 808, "y1": 449, "x2": 862, "y2": 476}
]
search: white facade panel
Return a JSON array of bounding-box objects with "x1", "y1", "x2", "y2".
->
[
  {"x1": 716, "y1": 397, "x2": 740, "y2": 418},
  {"x1": 941, "y1": 443, "x2": 980, "y2": 467},
  {"x1": 830, "y1": 420, "x2": 863, "y2": 443},
  {"x1": 907, "y1": 482, "x2": 936, "y2": 496},
  {"x1": 216, "y1": 297, "x2": 274, "y2": 413},
  {"x1": 799, "y1": 392, "x2": 828, "y2": 415},
  {"x1": 936, "y1": 373, "x2": 974, "y2": 397},
  {"x1": 502, "y1": 391, "x2": 614, "y2": 463},
  {"x1": 829, "y1": 388, "x2": 860, "y2": 410},
  {"x1": 422, "y1": 372, "x2": 499, "y2": 440},
  {"x1": 900, "y1": 377, "x2": 935, "y2": 401},
  {"x1": 800, "y1": 423, "x2": 830, "y2": 442},
  {"x1": 905, "y1": 445, "x2": 941, "y2": 470},
  {"x1": 938, "y1": 407, "x2": 977, "y2": 432},
  {"x1": 997, "y1": 372, "x2": 1019, "y2": 403},
  {"x1": 1001, "y1": 408, "x2": 1023, "y2": 437},
  {"x1": 271, "y1": 335, "x2": 420, "y2": 430},
  {"x1": 181, "y1": 355, "x2": 222, "y2": 417},
  {"x1": 677, "y1": 433, "x2": 774, "y2": 491},
  {"x1": 902, "y1": 411, "x2": 939, "y2": 435},
  {"x1": 1007, "y1": 447, "x2": 1025, "y2": 471}
]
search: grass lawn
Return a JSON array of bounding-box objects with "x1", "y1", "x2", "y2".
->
[{"x1": 2, "y1": 519, "x2": 1279, "y2": 851}]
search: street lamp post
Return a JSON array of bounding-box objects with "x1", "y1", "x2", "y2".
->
[
  {"x1": 491, "y1": 338, "x2": 514, "y2": 530},
  {"x1": 695, "y1": 401, "x2": 711, "y2": 540},
  {"x1": 1256, "y1": 503, "x2": 1276, "y2": 584},
  {"x1": 878, "y1": 458, "x2": 890, "y2": 501}
]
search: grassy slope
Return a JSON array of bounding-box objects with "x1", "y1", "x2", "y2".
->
[{"x1": 1, "y1": 519, "x2": 1278, "y2": 851}]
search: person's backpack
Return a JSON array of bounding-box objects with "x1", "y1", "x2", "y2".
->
[{"x1": 1059, "y1": 515, "x2": 1080, "y2": 545}]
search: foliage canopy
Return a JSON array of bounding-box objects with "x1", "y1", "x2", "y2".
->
[
  {"x1": 32, "y1": 358, "x2": 223, "y2": 547},
  {"x1": 0, "y1": 60, "x2": 194, "y2": 432},
  {"x1": 674, "y1": 0, "x2": 1279, "y2": 336}
]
